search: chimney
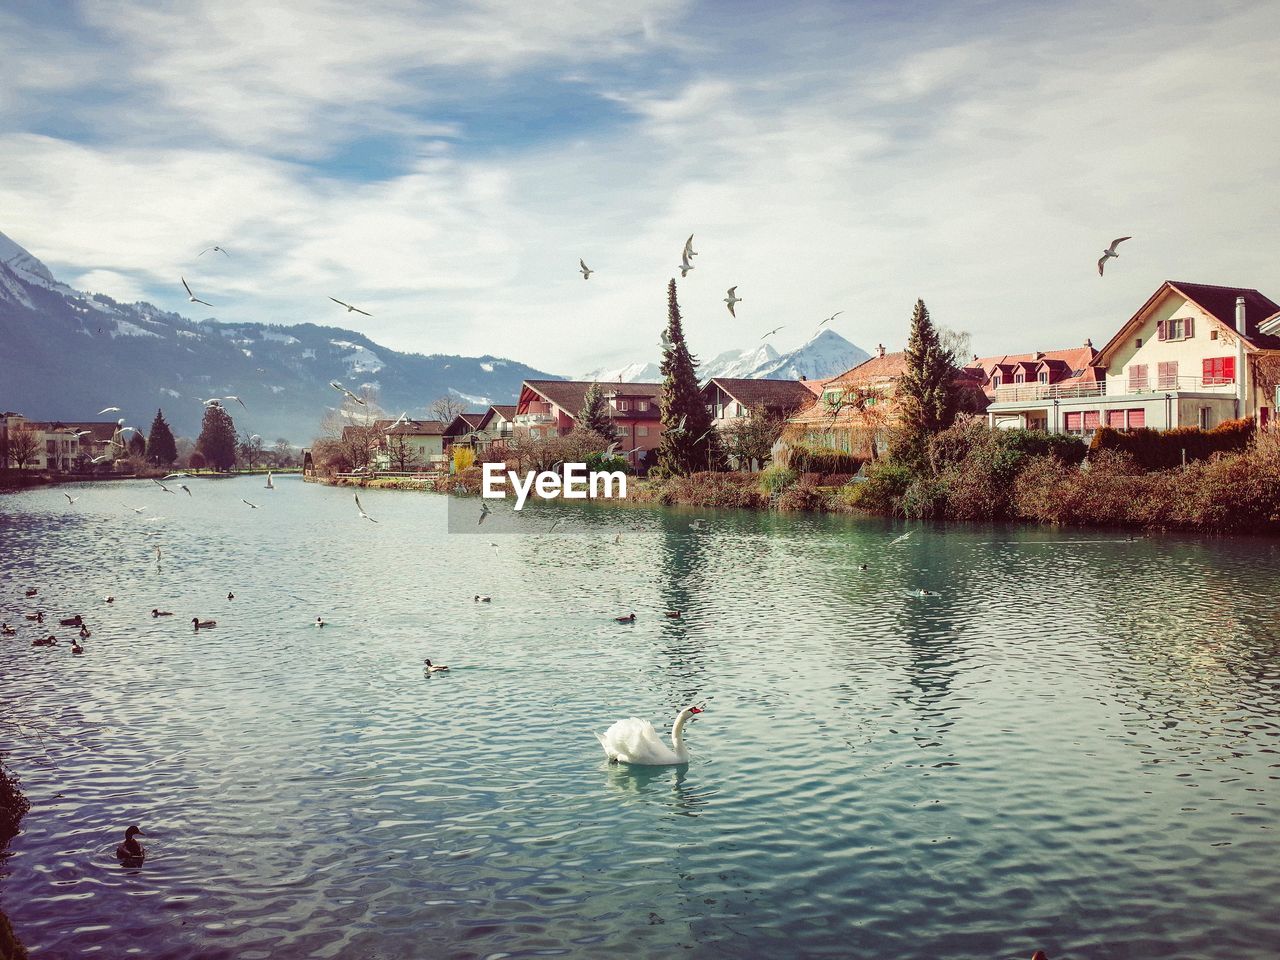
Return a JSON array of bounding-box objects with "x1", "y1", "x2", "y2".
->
[
  {"x1": 1034, "y1": 351, "x2": 1044, "y2": 360},
  {"x1": 876, "y1": 343, "x2": 885, "y2": 359},
  {"x1": 1236, "y1": 296, "x2": 1247, "y2": 334},
  {"x1": 798, "y1": 374, "x2": 806, "y2": 381},
  {"x1": 1084, "y1": 337, "x2": 1093, "y2": 348}
]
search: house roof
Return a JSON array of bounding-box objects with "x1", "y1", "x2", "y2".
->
[
  {"x1": 521, "y1": 379, "x2": 664, "y2": 419},
  {"x1": 703, "y1": 377, "x2": 816, "y2": 411},
  {"x1": 443, "y1": 412, "x2": 487, "y2": 436},
  {"x1": 824, "y1": 351, "x2": 910, "y2": 387},
  {"x1": 476, "y1": 404, "x2": 517, "y2": 431},
  {"x1": 384, "y1": 419, "x2": 445, "y2": 436},
  {"x1": 1098, "y1": 281, "x2": 1280, "y2": 363},
  {"x1": 21, "y1": 420, "x2": 120, "y2": 444}
]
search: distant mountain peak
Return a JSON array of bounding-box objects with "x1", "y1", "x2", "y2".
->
[
  {"x1": 581, "y1": 328, "x2": 868, "y2": 385},
  {"x1": 0, "y1": 230, "x2": 57, "y2": 288}
]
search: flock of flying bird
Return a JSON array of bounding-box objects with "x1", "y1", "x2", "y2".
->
[
  {"x1": 181, "y1": 244, "x2": 372, "y2": 317},
  {"x1": 577, "y1": 232, "x2": 1135, "y2": 345}
]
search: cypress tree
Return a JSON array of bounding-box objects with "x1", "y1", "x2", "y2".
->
[
  {"x1": 656, "y1": 279, "x2": 721, "y2": 474},
  {"x1": 897, "y1": 298, "x2": 957, "y2": 436},
  {"x1": 196, "y1": 404, "x2": 238, "y2": 471},
  {"x1": 577, "y1": 381, "x2": 616, "y2": 439},
  {"x1": 146, "y1": 409, "x2": 178, "y2": 465}
]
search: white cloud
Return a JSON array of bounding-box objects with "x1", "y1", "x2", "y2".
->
[{"x1": 2, "y1": 0, "x2": 1279, "y2": 379}]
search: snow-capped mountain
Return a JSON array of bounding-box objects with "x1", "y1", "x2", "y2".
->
[
  {"x1": 0, "y1": 230, "x2": 560, "y2": 442},
  {"x1": 582, "y1": 329, "x2": 869, "y2": 384}
]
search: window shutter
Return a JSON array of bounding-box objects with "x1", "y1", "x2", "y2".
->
[
  {"x1": 1225, "y1": 356, "x2": 1236, "y2": 382},
  {"x1": 1185, "y1": 317, "x2": 1194, "y2": 338},
  {"x1": 1157, "y1": 320, "x2": 1167, "y2": 341}
]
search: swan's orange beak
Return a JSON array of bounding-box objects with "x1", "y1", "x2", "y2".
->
[{"x1": 689, "y1": 706, "x2": 703, "y2": 714}]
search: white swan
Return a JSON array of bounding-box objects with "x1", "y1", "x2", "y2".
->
[{"x1": 596, "y1": 705, "x2": 703, "y2": 766}]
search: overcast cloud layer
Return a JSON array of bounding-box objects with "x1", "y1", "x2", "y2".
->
[{"x1": 2, "y1": 0, "x2": 1278, "y2": 372}]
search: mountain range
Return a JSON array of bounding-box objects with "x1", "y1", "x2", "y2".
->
[
  {"x1": 1, "y1": 228, "x2": 867, "y2": 444},
  {"x1": 0, "y1": 230, "x2": 558, "y2": 443},
  {"x1": 582, "y1": 328, "x2": 870, "y2": 384}
]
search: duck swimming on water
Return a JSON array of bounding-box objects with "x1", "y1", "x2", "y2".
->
[
  {"x1": 615, "y1": 613, "x2": 637, "y2": 623},
  {"x1": 72, "y1": 639, "x2": 85, "y2": 655},
  {"x1": 79, "y1": 625, "x2": 91, "y2": 638},
  {"x1": 116, "y1": 825, "x2": 146, "y2": 865},
  {"x1": 59, "y1": 615, "x2": 83, "y2": 627},
  {"x1": 152, "y1": 609, "x2": 173, "y2": 617},
  {"x1": 424, "y1": 658, "x2": 449, "y2": 672},
  {"x1": 192, "y1": 618, "x2": 216, "y2": 629},
  {"x1": 1, "y1": 624, "x2": 15, "y2": 636}
]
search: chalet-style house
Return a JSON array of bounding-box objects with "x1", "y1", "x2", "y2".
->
[
  {"x1": 515, "y1": 380, "x2": 664, "y2": 466},
  {"x1": 785, "y1": 346, "x2": 986, "y2": 455},
  {"x1": 1, "y1": 413, "x2": 124, "y2": 470},
  {"x1": 477, "y1": 405, "x2": 516, "y2": 448},
  {"x1": 702, "y1": 377, "x2": 817, "y2": 427},
  {"x1": 442, "y1": 412, "x2": 488, "y2": 452},
  {"x1": 980, "y1": 281, "x2": 1280, "y2": 435}
]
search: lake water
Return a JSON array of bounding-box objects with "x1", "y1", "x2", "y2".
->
[{"x1": 1, "y1": 476, "x2": 1278, "y2": 959}]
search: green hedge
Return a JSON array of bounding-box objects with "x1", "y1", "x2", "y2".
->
[{"x1": 1090, "y1": 418, "x2": 1254, "y2": 470}]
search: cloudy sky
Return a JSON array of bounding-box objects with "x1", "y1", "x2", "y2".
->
[{"x1": 2, "y1": 0, "x2": 1278, "y2": 374}]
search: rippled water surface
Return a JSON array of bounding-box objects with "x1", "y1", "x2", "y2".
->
[{"x1": 2, "y1": 476, "x2": 1278, "y2": 959}]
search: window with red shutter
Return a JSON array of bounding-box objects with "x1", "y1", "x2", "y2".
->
[
  {"x1": 1127, "y1": 408, "x2": 1145, "y2": 428},
  {"x1": 1225, "y1": 357, "x2": 1236, "y2": 382},
  {"x1": 1083, "y1": 410, "x2": 1100, "y2": 430},
  {"x1": 1064, "y1": 412, "x2": 1082, "y2": 431},
  {"x1": 1157, "y1": 361, "x2": 1178, "y2": 389},
  {"x1": 1107, "y1": 409, "x2": 1126, "y2": 428},
  {"x1": 1128, "y1": 364, "x2": 1148, "y2": 391},
  {"x1": 1203, "y1": 357, "x2": 1237, "y2": 385},
  {"x1": 1157, "y1": 320, "x2": 1167, "y2": 341}
]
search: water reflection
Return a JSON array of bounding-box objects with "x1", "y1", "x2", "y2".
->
[{"x1": 601, "y1": 761, "x2": 709, "y2": 817}]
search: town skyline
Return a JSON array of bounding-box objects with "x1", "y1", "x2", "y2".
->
[{"x1": 2, "y1": 1, "x2": 1278, "y2": 374}]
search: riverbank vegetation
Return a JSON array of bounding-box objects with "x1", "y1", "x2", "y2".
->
[{"x1": 1, "y1": 758, "x2": 31, "y2": 959}]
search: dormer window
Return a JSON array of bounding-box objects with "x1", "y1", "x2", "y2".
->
[
  {"x1": 1014, "y1": 371, "x2": 1025, "y2": 384},
  {"x1": 992, "y1": 373, "x2": 1002, "y2": 387},
  {"x1": 1038, "y1": 371, "x2": 1049, "y2": 384}
]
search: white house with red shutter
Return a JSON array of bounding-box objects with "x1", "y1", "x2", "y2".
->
[{"x1": 981, "y1": 281, "x2": 1280, "y2": 437}]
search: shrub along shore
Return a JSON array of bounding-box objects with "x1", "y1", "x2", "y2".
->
[
  {"x1": 1, "y1": 758, "x2": 31, "y2": 959},
  {"x1": 315, "y1": 417, "x2": 1279, "y2": 535}
]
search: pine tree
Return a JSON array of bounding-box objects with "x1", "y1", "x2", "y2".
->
[
  {"x1": 656, "y1": 279, "x2": 722, "y2": 474},
  {"x1": 196, "y1": 404, "x2": 238, "y2": 471},
  {"x1": 577, "y1": 381, "x2": 616, "y2": 439},
  {"x1": 146, "y1": 409, "x2": 178, "y2": 465},
  {"x1": 128, "y1": 432, "x2": 146, "y2": 458},
  {"x1": 896, "y1": 298, "x2": 958, "y2": 443}
]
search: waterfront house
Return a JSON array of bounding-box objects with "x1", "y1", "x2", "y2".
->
[
  {"x1": 981, "y1": 281, "x2": 1280, "y2": 437},
  {"x1": 702, "y1": 378, "x2": 816, "y2": 427},
  {"x1": 379, "y1": 419, "x2": 445, "y2": 471},
  {"x1": 784, "y1": 346, "x2": 987, "y2": 456},
  {"x1": 965, "y1": 344, "x2": 1104, "y2": 432},
  {"x1": 515, "y1": 380, "x2": 664, "y2": 466},
  {"x1": 1, "y1": 413, "x2": 122, "y2": 470},
  {"x1": 441, "y1": 413, "x2": 488, "y2": 453},
  {"x1": 474, "y1": 404, "x2": 516, "y2": 451}
]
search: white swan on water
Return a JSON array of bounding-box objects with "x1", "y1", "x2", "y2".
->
[{"x1": 596, "y1": 705, "x2": 704, "y2": 766}]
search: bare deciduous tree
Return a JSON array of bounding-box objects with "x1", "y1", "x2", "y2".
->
[
  {"x1": 429, "y1": 395, "x2": 468, "y2": 425},
  {"x1": 7, "y1": 424, "x2": 40, "y2": 470}
]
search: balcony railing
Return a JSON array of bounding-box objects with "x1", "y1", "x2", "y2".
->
[
  {"x1": 1118, "y1": 375, "x2": 1238, "y2": 395},
  {"x1": 994, "y1": 382, "x2": 1106, "y2": 402},
  {"x1": 514, "y1": 412, "x2": 555, "y2": 425}
]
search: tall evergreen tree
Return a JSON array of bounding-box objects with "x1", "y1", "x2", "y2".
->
[
  {"x1": 128, "y1": 432, "x2": 146, "y2": 458},
  {"x1": 576, "y1": 381, "x2": 616, "y2": 439},
  {"x1": 196, "y1": 404, "x2": 238, "y2": 471},
  {"x1": 146, "y1": 409, "x2": 178, "y2": 465},
  {"x1": 895, "y1": 299, "x2": 958, "y2": 464},
  {"x1": 656, "y1": 279, "x2": 721, "y2": 474}
]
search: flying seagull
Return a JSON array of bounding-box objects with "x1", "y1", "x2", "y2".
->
[
  {"x1": 123, "y1": 504, "x2": 146, "y2": 514},
  {"x1": 668, "y1": 414, "x2": 688, "y2": 435},
  {"x1": 1097, "y1": 236, "x2": 1132, "y2": 276},
  {"x1": 761, "y1": 325, "x2": 785, "y2": 340},
  {"x1": 74, "y1": 429, "x2": 94, "y2": 438},
  {"x1": 242, "y1": 499, "x2": 259, "y2": 509},
  {"x1": 179, "y1": 484, "x2": 192, "y2": 496},
  {"x1": 354, "y1": 492, "x2": 378, "y2": 523},
  {"x1": 330, "y1": 297, "x2": 372, "y2": 317},
  {"x1": 684, "y1": 234, "x2": 698, "y2": 260},
  {"x1": 890, "y1": 530, "x2": 913, "y2": 545},
  {"x1": 199, "y1": 246, "x2": 230, "y2": 258},
  {"x1": 181, "y1": 277, "x2": 212, "y2": 306},
  {"x1": 223, "y1": 395, "x2": 247, "y2": 409},
  {"x1": 97, "y1": 406, "x2": 120, "y2": 415},
  {"x1": 579, "y1": 259, "x2": 593, "y2": 280},
  {"x1": 725, "y1": 286, "x2": 742, "y2": 317},
  {"x1": 678, "y1": 249, "x2": 694, "y2": 278},
  {"x1": 152, "y1": 479, "x2": 175, "y2": 494},
  {"x1": 329, "y1": 381, "x2": 367, "y2": 405},
  {"x1": 64, "y1": 493, "x2": 79, "y2": 505},
  {"x1": 479, "y1": 501, "x2": 492, "y2": 526},
  {"x1": 819, "y1": 311, "x2": 844, "y2": 327}
]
